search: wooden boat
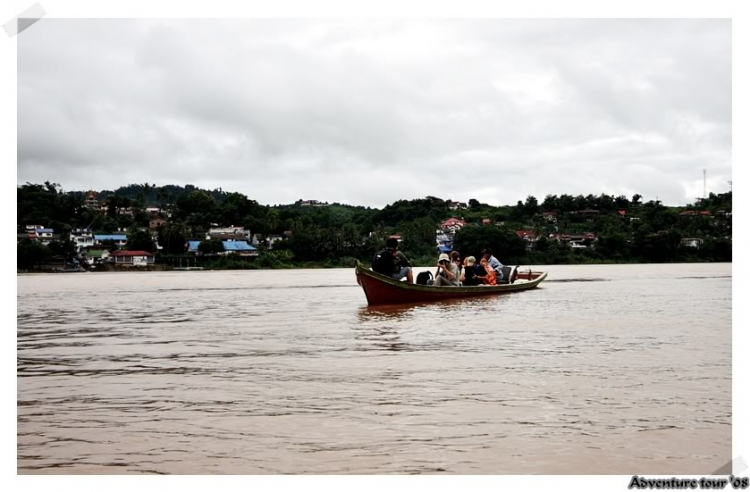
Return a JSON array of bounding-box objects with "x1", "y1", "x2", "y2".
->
[{"x1": 355, "y1": 261, "x2": 548, "y2": 306}]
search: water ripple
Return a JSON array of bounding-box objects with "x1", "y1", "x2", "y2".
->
[{"x1": 17, "y1": 264, "x2": 732, "y2": 474}]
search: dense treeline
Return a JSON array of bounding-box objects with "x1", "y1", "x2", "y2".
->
[{"x1": 17, "y1": 182, "x2": 732, "y2": 268}]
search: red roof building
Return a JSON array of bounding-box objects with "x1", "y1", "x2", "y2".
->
[
  {"x1": 111, "y1": 250, "x2": 153, "y2": 257},
  {"x1": 441, "y1": 217, "x2": 466, "y2": 231}
]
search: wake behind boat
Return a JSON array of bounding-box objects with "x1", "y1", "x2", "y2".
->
[{"x1": 355, "y1": 261, "x2": 547, "y2": 306}]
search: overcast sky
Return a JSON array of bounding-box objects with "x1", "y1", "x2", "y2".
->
[{"x1": 17, "y1": 18, "x2": 731, "y2": 207}]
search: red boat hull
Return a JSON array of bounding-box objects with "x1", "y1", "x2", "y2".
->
[{"x1": 355, "y1": 263, "x2": 547, "y2": 306}]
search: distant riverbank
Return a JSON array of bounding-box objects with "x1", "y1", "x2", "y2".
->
[{"x1": 17, "y1": 257, "x2": 732, "y2": 274}]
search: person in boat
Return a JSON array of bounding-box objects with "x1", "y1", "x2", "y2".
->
[
  {"x1": 430, "y1": 253, "x2": 460, "y2": 286},
  {"x1": 481, "y1": 248, "x2": 505, "y2": 281},
  {"x1": 477, "y1": 257, "x2": 498, "y2": 285},
  {"x1": 460, "y1": 256, "x2": 482, "y2": 286},
  {"x1": 450, "y1": 251, "x2": 462, "y2": 283},
  {"x1": 375, "y1": 237, "x2": 413, "y2": 283}
]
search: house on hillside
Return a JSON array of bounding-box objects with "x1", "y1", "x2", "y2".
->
[
  {"x1": 447, "y1": 200, "x2": 468, "y2": 210},
  {"x1": 94, "y1": 234, "x2": 128, "y2": 248},
  {"x1": 542, "y1": 211, "x2": 558, "y2": 223},
  {"x1": 297, "y1": 199, "x2": 328, "y2": 207},
  {"x1": 680, "y1": 238, "x2": 704, "y2": 249},
  {"x1": 222, "y1": 240, "x2": 258, "y2": 257},
  {"x1": 83, "y1": 249, "x2": 109, "y2": 265},
  {"x1": 111, "y1": 250, "x2": 154, "y2": 266},
  {"x1": 70, "y1": 229, "x2": 94, "y2": 251},
  {"x1": 436, "y1": 231, "x2": 453, "y2": 253},
  {"x1": 515, "y1": 230, "x2": 540, "y2": 250},
  {"x1": 26, "y1": 227, "x2": 58, "y2": 245},
  {"x1": 84, "y1": 191, "x2": 99, "y2": 208},
  {"x1": 549, "y1": 232, "x2": 597, "y2": 249},
  {"x1": 569, "y1": 233, "x2": 597, "y2": 249},
  {"x1": 207, "y1": 226, "x2": 250, "y2": 240},
  {"x1": 441, "y1": 217, "x2": 466, "y2": 233},
  {"x1": 250, "y1": 234, "x2": 285, "y2": 249}
]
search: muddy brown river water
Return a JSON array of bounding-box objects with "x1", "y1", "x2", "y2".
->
[{"x1": 17, "y1": 263, "x2": 731, "y2": 474}]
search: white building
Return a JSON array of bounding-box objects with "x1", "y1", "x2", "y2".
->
[
  {"x1": 70, "y1": 229, "x2": 95, "y2": 251},
  {"x1": 207, "y1": 226, "x2": 250, "y2": 239}
]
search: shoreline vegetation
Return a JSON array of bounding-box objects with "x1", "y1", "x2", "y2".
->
[{"x1": 17, "y1": 182, "x2": 732, "y2": 272}]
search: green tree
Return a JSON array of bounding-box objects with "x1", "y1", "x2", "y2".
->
[
  {"x1": 453, "y1": 226, "x2": 527, "y2": 264},
  {"x1": 595, "y1": 233, "x2": 630, "y2": 260},
  {"x1": 157, "y1": 222, "x2": 188, "y2": 255},
  {"x1": 401, "y1": 217, "x2": 437, "y2": 258},
  {"x1": 127, "y1": 229, "x2": 156, "y2": 252},
  {"x1": 633, "y1": 231, "x2": 681, "y2": 263},
  {"x1": 542, "y1": 195, "x2": 558, "y2": 211},
  {"x1": 198, "y1": 239, "x2": 224, "y2": 254},
  {"x1": 17, "y1": 239, "x2": 53, "y2": 269},
  {"x1": 523, "y1": 195, "x2": 539, "y2": 216},
  {"x1": 48, "y1": 239, "x2": 78, "y2": 260}
]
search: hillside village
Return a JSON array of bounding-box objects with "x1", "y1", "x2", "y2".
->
[{"x1": 17, "y1": 183, "x2": 732, "y2": 271}]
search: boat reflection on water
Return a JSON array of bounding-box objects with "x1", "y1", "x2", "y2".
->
[
  {"x1": 352, "y1": 297, "x2": 512, "y2": 353},
  {"x1": 357, "y1": 295, "x2": 508, "y2": 321}
]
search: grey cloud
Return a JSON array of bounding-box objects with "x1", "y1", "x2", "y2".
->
[{"x1": 18, "y1": 19, "x2": 731, "y2": 206}]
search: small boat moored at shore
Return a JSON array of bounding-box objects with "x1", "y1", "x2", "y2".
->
[{"x1": 355, "y1": 261, "x2": 547, "y2": 306}]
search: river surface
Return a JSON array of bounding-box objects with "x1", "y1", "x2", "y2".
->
[{"x1": 17, "y1": 263, "x2": 731, "y2": 474}]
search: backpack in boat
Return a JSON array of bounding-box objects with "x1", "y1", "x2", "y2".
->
[
  {"x1": 416, "y1": 270, "x2": 433, "y2": 285},
  {"x1": 372, "y1": 249, "x2": 394, "y2": 276}
]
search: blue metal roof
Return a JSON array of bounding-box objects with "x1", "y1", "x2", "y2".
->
[
  {"x1": 438, "y1": 245, "x2": 452, "y2": 253},
  {"x1": 222, "y1": 240, "x2": 257, "y2": 251},
  {"x1": 36, "y1": 228, "x2": 54, "y2": 233},
  {"x1": 94, "y1": 234, "x2": 127, "y2": 241},
  {"x1": 187, "y1": 240, "x2": 201, "y2": 252}
]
